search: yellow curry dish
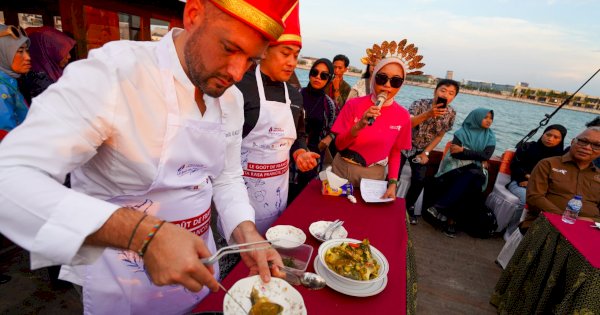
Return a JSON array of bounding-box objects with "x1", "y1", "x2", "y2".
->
[{"x1": 324, "y1": 239, "x2": 380, "y2": 281}]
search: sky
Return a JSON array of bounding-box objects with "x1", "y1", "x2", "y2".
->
[{"x1": 298, "y1": 0, "x2": 600, "y2": 96}]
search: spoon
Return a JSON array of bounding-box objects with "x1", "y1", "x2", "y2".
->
[
  {"x1": 280, "y1": 266, "x2": 326, "y2": 290},
  {"x1": 299, "y1": 272, "x2": 327, "y2": 290}
]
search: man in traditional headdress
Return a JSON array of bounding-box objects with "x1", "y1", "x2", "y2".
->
[
  {"x1": 0, "y1": 0, "x2": 297, "y2": 313},
  {"x1": 219, "y1": 2, "x2": 319, "y2": 235}
]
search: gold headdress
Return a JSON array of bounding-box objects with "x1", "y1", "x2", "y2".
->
[{"x1": 361, "y1": 39, "x2": 425, "y2": 75}]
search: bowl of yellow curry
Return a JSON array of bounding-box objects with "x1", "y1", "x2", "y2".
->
[{"x1": 317, "y1": 238, "x2": 388, "y2": 285}]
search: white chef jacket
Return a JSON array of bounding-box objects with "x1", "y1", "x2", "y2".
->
[{"x1": 0, "y1": 29, "x2": 254, "y2": 271}]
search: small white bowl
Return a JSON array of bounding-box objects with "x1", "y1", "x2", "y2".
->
[
  {"x1": 266, "y1": 225, "x2": 306, "y2": 248},
  {"x1": 309, "y1": 221, "x2": 348, "y2": 242},
  {"x1": 318, "y1": 238, "x2": 389, "y2": 285}
]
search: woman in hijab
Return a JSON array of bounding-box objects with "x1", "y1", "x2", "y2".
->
[
  {"x1": 505, "y1": 124, "x2": 567, "y2": 234},
  {"x1": 426, "y1": 108, "x2": 496, "y2": 237},
  {"x1": 291, "y1": 58, "x2": 337, "y2": 197},
  {"x1": 330, "y1": 57, "x2": 412, "y2": 198},
  {"x1": 21, "y1": 26, "x2": 76, "y2": 103},
  {"x1": 0, "y1": 24, "x2": 31, "y2": 141}
]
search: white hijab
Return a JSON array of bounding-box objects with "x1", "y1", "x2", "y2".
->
[{"x1": 368, "y1": 57, "x2": 407, "y2": 101}]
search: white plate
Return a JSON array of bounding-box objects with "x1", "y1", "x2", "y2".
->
[
  {"x1": 223, "y1": 275, "x2": 307, "y2": 315},
  {"x1": 309, "y1": 221, "x2": 348, "y2": 242},
  {"x1": 314, "y1": 258, "x2": 387, "y2": 297},
  {"x1": 266, "y1": 225, "x2": 306, "y2": 248},
  {"x1": 317, "y1": 238, "x2": 389, "y2": 285}
]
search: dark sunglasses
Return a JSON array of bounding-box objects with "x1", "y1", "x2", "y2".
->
[
  {"x1": 309, "y1": 68, "x2": 332, "y2": 81},
  {"x1": 374, "y1": 73, "x2": 404, "y2": 88},
  {"x1": 573, "y1": 138, "x2": 600, "y2": 151},
  {"x1": 0, "y1": 25, "x2": 27, "y2": 39}
]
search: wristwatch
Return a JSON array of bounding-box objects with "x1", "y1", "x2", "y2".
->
[{"x1": 423, "y1": 151, "x2": 430, "y2": 156}]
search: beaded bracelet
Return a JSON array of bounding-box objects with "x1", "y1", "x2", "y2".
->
[
  {"x1": 127, "y1": 214, "x2": 147, "y2": 250},
  {"x1": 387, "y1": 179, "x2": 399, "y2": 187},
  {"x1": 137, "y1": 220, "x2": 166, "y2": 257}
]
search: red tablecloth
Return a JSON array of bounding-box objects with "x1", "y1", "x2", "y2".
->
[
  {"x1": 544, "y1": 212, "x2": 600, "y2": 268},
  {"x1": 193, "y1": 179, "x2": 409, "y2": 314}
]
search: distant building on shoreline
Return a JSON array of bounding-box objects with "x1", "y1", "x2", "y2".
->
[{"x1": 513, "y1": 83, "x2": 600, "y2": 110}]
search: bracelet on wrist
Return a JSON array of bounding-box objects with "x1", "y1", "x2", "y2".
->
[
  {"x1": 127, "y1": 213, "x2": 147, "y2": 250},
  {"x1": 138, "y1": 220, "x2": 166, "y2": 257},
  {"x1": 388, "y1": 179, "x2": 398, "y2": 187}
]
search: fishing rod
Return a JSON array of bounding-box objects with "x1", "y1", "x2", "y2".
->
[{"x1": 515, "y1": 67, "x2": 600, "y2": 149}]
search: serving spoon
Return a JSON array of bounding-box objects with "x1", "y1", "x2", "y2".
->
[
  {"x1": 299, "y1": 272, "x2": 327, "y2": 290},
  {"x1": 280, "y1": 266, "x2": 326, "y2": 290}
]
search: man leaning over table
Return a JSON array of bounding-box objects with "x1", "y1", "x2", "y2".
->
[
  {"x1": 520, "y1": 127, "x2": 600, "y2": 231},
  {"x1": 0, "y1": 0, "x2": 298, "y2": 313}
]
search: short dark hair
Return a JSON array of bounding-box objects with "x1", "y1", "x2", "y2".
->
[
  {"x1": 585, "y1": 116, "x2": 600, "y2": 128},
  {"x1": 436, "y1": 79, "x2": 460, "y2": 94},
  {"x1": 333, "y1": 54, "x2": 350, "y2": 67}
]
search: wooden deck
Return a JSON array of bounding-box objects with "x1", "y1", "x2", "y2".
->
[
  {"x1": 0, "y1": 222, "x2": 504, "y2": 314},
  {"x1": 411, "y1": 220, "x2": 504, "y2": 314}
]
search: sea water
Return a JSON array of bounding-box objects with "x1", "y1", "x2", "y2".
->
[{"x1": 296, "y1": 68, "x2": 598, "y2": 156}]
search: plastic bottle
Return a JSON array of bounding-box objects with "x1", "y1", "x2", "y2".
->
[{"x1": 562, "y1": 195, "x2": 583, "y2": 224}]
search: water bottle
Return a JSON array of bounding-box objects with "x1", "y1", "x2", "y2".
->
[{"x1": 562, "y1": 195, "x2": 583, "y2": 224}]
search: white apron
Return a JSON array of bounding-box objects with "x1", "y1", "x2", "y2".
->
[
  {"x1": 80, "y1": 41, "x2": 224, "y2": 315},
  {"x1": 241, "y1": 66, "x2": 296, "y2": 234}
]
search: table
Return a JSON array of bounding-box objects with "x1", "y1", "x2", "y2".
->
[
  {"x1": 490, "y1": 213, "x2": 600, "y2": 314},
  {"x1": 193, "y1": 179, "x2": 417, "y2": 314}
]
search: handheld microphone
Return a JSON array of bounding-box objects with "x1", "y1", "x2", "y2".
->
[{"x1": 367, "y1": 92, "x2": 388, "y2": 126}]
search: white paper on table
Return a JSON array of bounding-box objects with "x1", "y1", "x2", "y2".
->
[{"x1": 360, "y1": 178, "x2": 394, "y2": 203}]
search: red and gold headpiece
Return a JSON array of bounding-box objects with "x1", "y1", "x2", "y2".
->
[
  {"x1": 361, "y1": 39, "x2": 425, "y2": 75},
  {"x1": 208, "y1": 0, "x2": 298, "y2": 41},
  {"x1": 271, "y1": 1, "x2": 301, "y2": 48}
]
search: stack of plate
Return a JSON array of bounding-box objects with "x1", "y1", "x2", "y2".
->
[{"x1": 314, "y1": 238, "x2": 389, "y2": 297}]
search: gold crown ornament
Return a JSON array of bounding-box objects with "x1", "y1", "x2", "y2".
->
[{"x1": 361, "y1": 39, "x2": 425, "y2": 75}]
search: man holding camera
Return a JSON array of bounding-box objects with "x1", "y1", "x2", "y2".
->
[{"x1": 400, "y1": 79, "x2": 460, "y2": 224}]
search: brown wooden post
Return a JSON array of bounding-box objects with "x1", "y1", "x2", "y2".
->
[{"x1": 59, "y1": 0, "x2": 87, "y2": 59}]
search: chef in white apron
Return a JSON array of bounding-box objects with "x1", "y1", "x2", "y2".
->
[{"x1": 221, "y1": 4, "x2": 319, "y2": 234}]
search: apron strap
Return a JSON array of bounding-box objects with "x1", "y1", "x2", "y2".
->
[{"x1": 255, "y1": 65, "x2": 292, "y2": 106}]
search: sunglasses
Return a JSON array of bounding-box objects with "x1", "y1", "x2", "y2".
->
[
  {"x1": 573, "y1": 138, "x2": 600, "y2": 151},
  {"x1": 374, "y1": 73, "x2": 404, "y2": 88},
  {"x1": 309, "y1": 69, "x2": 332, "y2": 81},
  {"x1": 0, "y1": 25, "x2": 27, "y2": 39}
]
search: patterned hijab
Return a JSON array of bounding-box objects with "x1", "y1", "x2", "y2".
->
[
  {"x1": 0, "y1": 25, "x2": 30, "y2": 78},
  {"x1": 26, "y1": 26, "x2": 75, "y2": 82}
]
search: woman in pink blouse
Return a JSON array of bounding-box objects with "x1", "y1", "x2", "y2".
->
[{"x1": 330, "y1": 57, "x2": 412, "y2": 198}]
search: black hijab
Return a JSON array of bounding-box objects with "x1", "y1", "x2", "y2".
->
[
  {"x1": 301, "y1": 58, "x2": 335, "y2": 148},
  {"x1": 303, "y1": 58, "x2": 333, "y2": 96},
  {"x1": 536, "y1": 124, "x2": 567, "y2": 156},
  {"x1": 511, "y1": 124, "x2": 567, "y2": 182},
  {"x1": 301, "y1": 58, "x2": 334, "y2": 120}
]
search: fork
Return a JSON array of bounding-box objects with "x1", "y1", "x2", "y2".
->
[
  {"x1": 325, "y1": 221, "x2": 344, "y2": 240},
  {"x1": 316, "y1": 219, "x2": 340, "y2": 240},
  {"x1": 200, "y1": 239, "x2": 274, "y2": 265}
]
